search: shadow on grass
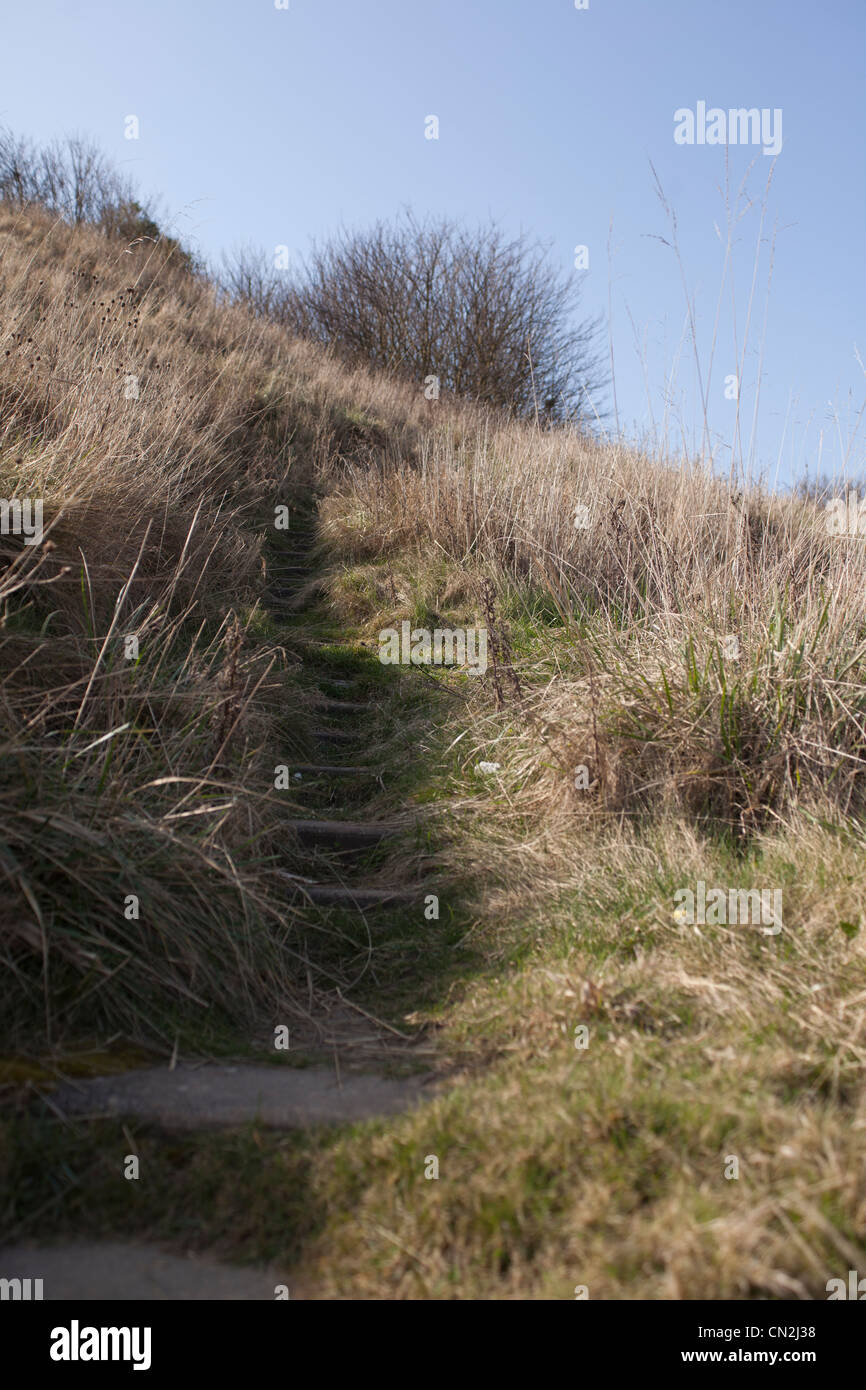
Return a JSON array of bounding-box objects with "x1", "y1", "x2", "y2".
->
[{"x1": 0, "y1": 1107, "x2": 328, "y2": 1269}]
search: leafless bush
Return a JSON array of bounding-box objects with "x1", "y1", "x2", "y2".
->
[
  {"x1": 219, "y1": 241, "x2": 293, "y2": 320},
  {"x1": 0, "y1": 128, "x2": 133, "y2": 222},
  {"x1": 222, "y1": 213, "x2": 606, "y2": 423},
  {"x1": 0, "y1": 126, "x2": 195, "y2": 270}
]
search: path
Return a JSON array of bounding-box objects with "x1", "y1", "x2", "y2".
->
[{"x1": 5, "y1": 504, "x2": 431, "y2": 1299}]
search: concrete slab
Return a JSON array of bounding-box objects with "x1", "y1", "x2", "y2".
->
[
  {"x1": 48, "y1": 1063, "x2": 423, "y2": 1130},
  {"x1": 0, "y1": 1242, "x2": 294, "y2": 1300}
]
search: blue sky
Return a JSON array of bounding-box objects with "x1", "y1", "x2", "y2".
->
[{"x1": 4, "y1": 0, "x2": 864, "y2": 488}]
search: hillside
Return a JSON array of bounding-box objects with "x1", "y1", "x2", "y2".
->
[{"x1": 2, "y1": 205, "x2": 865, "y2": 1300}]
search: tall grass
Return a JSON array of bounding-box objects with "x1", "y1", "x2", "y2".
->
[
  {"x1": 0, "y1": 205, "x2": 425, "y2": 1050},
  {"x1": 320, "y1": 400, "x2": 866, "y2": 830}
]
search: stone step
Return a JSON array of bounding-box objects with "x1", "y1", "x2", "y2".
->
[{"x1": 288, "y1": 818, "x2": 399, "y2": 849}]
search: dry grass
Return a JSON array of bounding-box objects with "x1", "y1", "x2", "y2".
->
[
  {"x1": 320, "y1": 391, "x2": 866, "y2": 828},
  {"x1": 0, "y1": 204, "x2": 428, "y2": 1049}
]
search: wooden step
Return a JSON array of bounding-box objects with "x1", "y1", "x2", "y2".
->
[
  {"x1": 313, "y1": 728, "x2": 354, "y2": 744},
  {"x1": 290, "y1": 764, "x2": 375, "y2": 777},
  {"x1": 287, "y1": 818, "x2": 399, "y2": 849},
  {"x1": 317, "y1": 698, "x2": 370, "y2": 714},
  {"x1": 291, "y1": 883, "x2": 419, "y2": 908}
]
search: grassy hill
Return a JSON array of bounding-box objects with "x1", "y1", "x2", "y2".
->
[{"x1": 2, "y1": 204, "x2": 865, "y2": 1299}]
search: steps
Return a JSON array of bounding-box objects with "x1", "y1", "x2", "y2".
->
[
  {"x1": 287, "y1": 882, "x2": 419, "y2": 908},
  {"x1": 287, "y1": 817, "x2": 399, "y2": 851},
  {"x1": 316, "y1": 698, "x2": 370, "y2": 715},
  {"x1": 0, "y1": 1242, "x2": 295, "y2": 1301},
  {"x1": 3, "y1": 508, "x2": 436, "y2": 1303},
  {"x1": 47, "y1": 1063, "x2": 425, "y2": 1129},
  {"x1": 265, "y1": 507, "x2": 425, "y2": 914},
  {"x1": 290, "y1": 764, "x2": 376, "y2": 778}
]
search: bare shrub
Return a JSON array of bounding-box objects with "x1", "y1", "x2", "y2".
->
[{"x1": 222, "y1": 213, "x2": 606, "y2": 424}]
